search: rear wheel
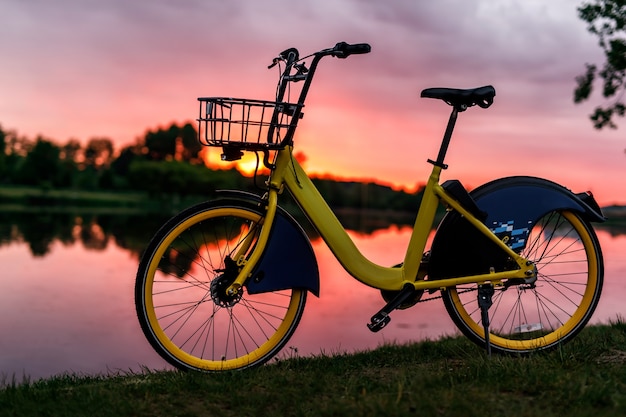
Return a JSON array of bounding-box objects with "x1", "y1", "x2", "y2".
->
[
  {"x1": 135, "y1": 201, "x2": 307, "y2": 371},
  {"x1": 442, "y1": 210, "x2": 603, "y2": 353}
]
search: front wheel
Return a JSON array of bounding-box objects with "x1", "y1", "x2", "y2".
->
[
  {"x1": 442, "y1": 210, "x2": 603, "y2": 354},
  {"x1": 135, "y1": 201, "x2": 307, "y2": 372}
]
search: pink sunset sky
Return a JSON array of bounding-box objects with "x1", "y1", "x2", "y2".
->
[{"x1": 1, "y1": 0, "x2": 625, "y2": 206}]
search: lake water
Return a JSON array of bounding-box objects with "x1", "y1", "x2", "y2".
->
[{"x1": 1, "y1": 210, "x2": 624, "y2": 382}]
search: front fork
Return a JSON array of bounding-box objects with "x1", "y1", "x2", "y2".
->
[{"x1": 225, "y1": 189, "x2": 279, "y2": 296}]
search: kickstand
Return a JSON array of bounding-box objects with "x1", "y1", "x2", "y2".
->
[{"x1": 477, "y1": 284, "x2": 495, "y2": 357}]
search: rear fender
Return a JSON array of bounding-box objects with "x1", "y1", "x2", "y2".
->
[
  {"x1": 215, "y1": 190, "x2": 320, "y2": 296},
  {"x1": 428, "y1": 176, "x2": 605, "y2": 280}
]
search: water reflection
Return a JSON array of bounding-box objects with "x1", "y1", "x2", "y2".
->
[
  {"x1": 0, "y1": 209, "x2": 170, "y2": 258},
  {"x1": 0, "y1": 207, "x2": 418, "y2": 258},
  {"x1": 0, "y1": 208, "x2": 624, "y2": 382}
]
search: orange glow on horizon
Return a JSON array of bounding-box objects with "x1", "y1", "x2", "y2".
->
[
  {"x1": 235, "y1": 154, "x2": 269, "y2": 177},
  {"x1": 309, "y1": 171, "x2": 424, "y2": 194},
  {"x1": 201, "y1": 146, "x2": 423, "y2": 192},
  {"x1": 200, "y1": 147, "x2": 269, "y2": 177}
]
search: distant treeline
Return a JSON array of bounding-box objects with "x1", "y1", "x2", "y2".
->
[{"x1": 0, "y1": 123, "x2": 423, "y2": 211}]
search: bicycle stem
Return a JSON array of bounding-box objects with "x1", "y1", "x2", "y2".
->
[{"x1": 274, "y1": 49, "x2": 340, "y2": 147}]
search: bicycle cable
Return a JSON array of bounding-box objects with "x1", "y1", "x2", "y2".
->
[
  {"x1": 251, "y1": 151, "x2": 265, "y2": 191},
  {"x1": 288, "y1": 146, "x2": 302, "y2": 188},
  {"x1": 274, "y1": 61, "x2": 283, "y2": 101}
]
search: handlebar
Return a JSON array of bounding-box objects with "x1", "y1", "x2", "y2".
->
[
  {"x1": 329, "y1": 42, "x2": 371, "y2": 59},
  {"x1": 269, "y1": 42, "x2": 371, "y2": 68},
  {"x1": 270, "y1": 41, "x2": 371, "y2": 106}
]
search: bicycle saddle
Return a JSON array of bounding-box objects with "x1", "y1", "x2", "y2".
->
[{"x1": 420, "y1": 85, "x2": 495, "y2": 110}]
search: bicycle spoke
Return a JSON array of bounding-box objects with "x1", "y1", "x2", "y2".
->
[
  {"x1": 136, "y1": 203, "x2": 307, "y2": 371},
  {"x1": 444, "y1": 210, "x2": 602, "y2": 352}
]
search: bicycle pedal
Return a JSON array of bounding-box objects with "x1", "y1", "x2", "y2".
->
[
  {"x1": 367, "y1": 283, "x2": 414, "y2": 333},
  {"x1": 367, "y1": 313, "x2": 391, "y2": 332}
]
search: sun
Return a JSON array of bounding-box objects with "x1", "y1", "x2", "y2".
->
[
  {"x1": 200, "y1": 148, "x2": 268, "y2": 177},
  {"x1": 235, "y1": 153, "x2": 266, "y2": 176}
]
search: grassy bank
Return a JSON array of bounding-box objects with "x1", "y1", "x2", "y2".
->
[
  {"x1": 0, "y1": 186, "x2": 145, "y2": 205},
  {"x1": 0, "y1": 186, "x2": 209, "y2": 213},
  {"x1": 2, "y1": 323, "x2": 626, "y2": 416}
]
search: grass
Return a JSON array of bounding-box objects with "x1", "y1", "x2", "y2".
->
[
  {"x1": 0, "y1": 186, "x2": 146, "y2": 203},
  {"x1": 0, "y1": 185, "x2": 209, "y2": 213},
  {"x1": 2, "y1": 322, "x2": 626, "y2": 416}
]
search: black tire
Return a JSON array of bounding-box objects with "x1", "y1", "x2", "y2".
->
[
  {"x1": 442, "y1": 210, "x2": 603, "y2": 353},
  {"x1": 135, "y1": 201, "x2": 307, "y2": 371}
]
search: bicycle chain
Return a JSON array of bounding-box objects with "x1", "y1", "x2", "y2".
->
[{"x1": 415, "y1": 287, "x2": 478, "y2": 304}]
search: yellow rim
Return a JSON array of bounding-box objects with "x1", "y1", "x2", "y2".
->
[
  {"x1": 448, "y1": 211, "x2": 600, "y2": 351},
  {"x1": 141, "y1": 207, "x2": 305, "y2": 371}
]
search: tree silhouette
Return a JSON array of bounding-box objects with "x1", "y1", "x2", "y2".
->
[
  {"x1": 1, "y1": 128, "x2": 29, "y2": 183},
  {"x1": 60, "y1": 139, "x2": 82, "y2": 162},
  {"x1": 574, "y1": 0, "x2": 626, "y2": 129},
  {"x1": 144, "y1": 122, "x2": 201, "y2": 162},
  {"x1": 18, "y1": 137, "x2": 61, "y2": 186},
  {"x1": 84, "y1": 137, "x2": 114, "y2": 169},
  {"x1": 0, "y1": 126, "x2": 6, "y2": 178},
  {"x1": 177, "y1": 122, "x2": 202, "y2": 163}
]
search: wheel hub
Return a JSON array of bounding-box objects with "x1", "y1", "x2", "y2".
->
[
  {"x1": 211, "y1": 274, "x2": 243, "y2": 307},
  {"x1": 211, "y1": 257, "x2": 243, "y2": 307}
]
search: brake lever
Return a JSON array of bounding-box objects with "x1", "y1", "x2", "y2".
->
[
  {"x1": 331, "y1": 41, "x2": 349, "y2": 58},
  {"x1": 269, "y1": 47, "x2": 300, "y2": 69},
  {"x1": 268, "y1": 57, "x2": 281, "y2": 69}
]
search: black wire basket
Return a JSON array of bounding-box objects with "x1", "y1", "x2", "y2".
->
[{"x1": 197, "y1": 97, "x2": 304, "y2": 151}]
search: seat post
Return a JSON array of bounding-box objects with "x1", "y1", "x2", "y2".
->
[{"x1": 430, "y1": 107, "x2": 459, "y2": 168}]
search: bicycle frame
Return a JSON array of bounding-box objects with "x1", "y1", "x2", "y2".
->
[
  {"x1": 225, "y1": 146, "x2": 536, "y2": 296},
  {"x1": 218, "y1": 43, "x2": 537, "y2": 297}
]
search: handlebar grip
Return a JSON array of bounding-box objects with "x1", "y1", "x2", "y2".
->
[{"x1": 332, "y1": 42, "x2": 371, "y2": 59}]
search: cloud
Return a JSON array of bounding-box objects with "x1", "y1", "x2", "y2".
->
[{"x1": 1, "y1": 0, "x2": 623, "y2": 203}]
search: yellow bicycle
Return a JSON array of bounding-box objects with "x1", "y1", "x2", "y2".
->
[{"x1": 135, "y1": 42, "x2": 605, "y2": 372}]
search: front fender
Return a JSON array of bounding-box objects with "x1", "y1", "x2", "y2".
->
[
  {"x1": 428, "y1": 176, "x2": 605, "y2": 280},
  {"x1": 215, "y1": 190, "x2": 320, "y2": 296}
]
